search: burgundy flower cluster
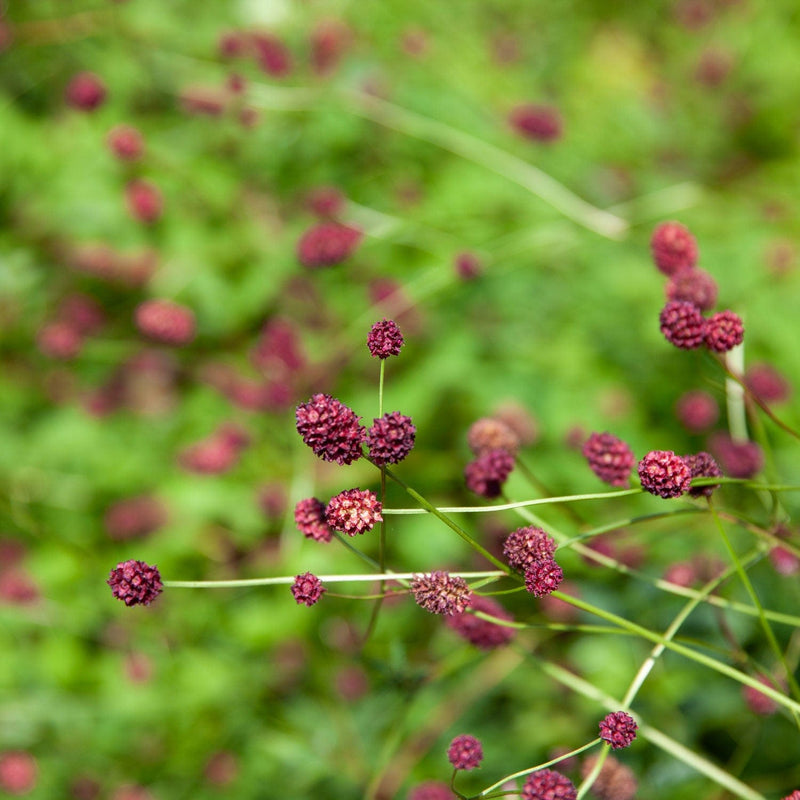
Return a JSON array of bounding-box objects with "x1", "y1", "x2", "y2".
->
[
  {"x1": 297, "y1": 222, "x2": 362, "y2": 268},
  {"x1": 107, "y1": 560, "x2": 163, "y2": 606},
  {"x1": 291, "y1": 572, "x2": 325, "y2": 607},
  {"x1": 582, "y1": 432, "x2": 635, "y2": 487},
  {"x1": 521, "y1": 769, "x2": 576, "y2": 800},
  {"x1": 446, "y1": 734, "x2": 483, "y2": 770},
  {"x1": 504, "y1": 526, "x2": 563, "y2": 597},
  {"x1": 411, "y1": 571, "x2": 472, "y2": 616},
  {"x1": 444, "y1": 595, "x2": 515, "y2": 649},
  {"x1": 599, "y1": 711, "x2": 638, "y2": 749}
]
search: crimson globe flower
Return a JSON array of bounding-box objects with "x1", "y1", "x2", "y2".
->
[
  {"x1": 107, "y1": 560, "x2": 163, "y2": 607},
  {"x1": 325, "y1": 488, "x2": 382, "y2": 535},
  {"x1": 411, "y1": 571, "x2": 472, "y2": 616},
  {"x1": 582, "y1": 431, "x2": 635, "y2": 487},
  {"x1": 599, "y1": 711, "x2": 638, "y2": 749},
  {"x1": 638, "y1": 450, "x2": 692, "y2": 498},
  {"x1": 295, "y1": 394, "x2": 366, "y2": 465},
  {"x1": 447, "y1": 734, "x2": 483, "y2": 770}
]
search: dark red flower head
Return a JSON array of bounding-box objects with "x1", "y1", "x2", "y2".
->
[
  {"x1": 650, "y1": 221, "x2": 698, "y2": 275},
  {"x1": 503, "y1": 526, "x2": 557, "y2": 571},
  {"x1": 704, "y1": 310, "x2": 744, "y2": 353},
  {"x1": 659, "y1": 300, "x2": 706, "y2": 349},
  {"x1": 709, "y1": 433, "x2": 763, "y2": 479},
  {"x1": 665, "y1": 268, "x2": 718, "y2": 311},
  {"x1": 104, "y1": 496, "x2": 167, "y2": 541},
  {"x1": 107, "y1": 125, "x2": 144, "y2": 161},
  {"x1": 325, "y1": 488, "x2": 382, "y2": 535},
  {"x1": 107, "y1": 560, "x2": 163, "y2": 606},
  {"x1": 675, "y1": 390, "x2": 718, "y2": 433},
  {"x1": 781, "y1": 791, "x2": 800, "y2": 800},
  {"x1": 444, "y1": 595, "x2": 515, "y2": 649},
  {"x1": 307, "y1": 185, "x2": 346, "y2": 218},
  {"x1": 65, "y1": 71, "x2": 107, "y2": 111},
  {"x1": 0, "y1": 751, "x2": 38, "y2": 795},
  {"x1": 295, "y1": 393, "x2": 366, "y2": 465},
  {"x1": 135, "y1": 299, "x2": 196, "y2": 346},
  {"x1": 509, "y1": 104, "x2": 563, "y2": 143},
  {"x1": 683, "y1": 451, "x2": 722, "y2": 498},
  {"x1": 447, "y1": 734, "x2": 483, "y2": 771},
  {"x1": 297, "y1": 222, "x2": 362, "y2": 268},
  {"x1": 581, "y1": 756, "x2": 636, "y2": 800},
  {"x1": 367, "y1": 411, "x2": 416, "y2": 465},
  {"x1": 599, "y1": 711, "x2": 638, "y2": 749},
  {"x1": 291, "y1": 572, "x2": 325, "y2": 606},
  {"x1": 522, "y1": 768, "x2": 577, "y2": 800},
  {"x1": 367, "y1": 319, "x2": 404, "y2": 358},
  {"x1": 582, "y1": 432, "x2": 635, "y2": 487},
  {"x1": 464, "y1": 449, "x2": 515, "y2": 498},
  {"x1": 294, "y1": 498, "x2": 333, "y2": 542},
  {"x1": 125, "y1": 179, "x2": 163, "y2": 224},
  {"x1": 454, "y1": 251, "x2": 482, "y2": 280},
  {"x1": 468, "y1": 417, "x2": 519, "y2": 456},
  {"x1": 745, "y1": 363, "x2": 791, "y2": 404},
  {"x1": 524, "y1": 557, "x2": 564, "y2": 597},
  {"x1": 412, "y1": 571, "x2": 472, "y2": 616},
  {"x1": 37, "y1": 322, "x2": 83, "y2": 360},
  {"x1": 638, "y1": 450, "x2": 692, "y2": 498},
  {"x1": 408, "y1": 781, "x2": 455, "y2": 800}
]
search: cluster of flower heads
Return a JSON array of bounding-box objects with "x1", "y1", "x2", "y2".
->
[
  {"x1": 504, "y1": 526, "x2": 563, "y2": 597},
  {"x1": 651, "y1": 222, "x2": 744, "y2": 354},
  {"x1": 463, "y1": 415, "x2": 521, "y2": 498}
]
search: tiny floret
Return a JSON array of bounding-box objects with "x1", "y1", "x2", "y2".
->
[
  {"x1": 295, "y1": 394, "x2": 366, "y2": 465},
  {"x1": 638, "y1": 450, "x2": 692, "y2": 498},
  {"x1": 503, "y1": 526, "x2": 557, "y2": 571},
  {"x1": 683, "y1": 452, "x2": 722, "y2": 498},
  {"x1": 294, "y1": 498, "x2": 333, "y2": 542},
  {"x1": 464, "y1": 449, "x2": 514, "y2": 499},
  {"x1": 599, "y1": 711, "x2": 638, "y2": 749},
  {"x1": 367, "y1": 411, "x2": 416, "y2": 465},
  {"x1": 704, "y1": 310, "x2": 744, "y2": 353},
  {"x1": 582, "y1": 432, "x2": 635, "y2": 487},
  {"x1": 325, "y1": 488, "x2": 382, "y2": 535},
  {"x1": 650, "y1": 221, "x2": 698, "y2": 275},
  {"x1": 522, "y1": 769, "x2": 577, "y2": 800},
  {"x1": 524, "y1": 557, "x2": 563, "y2": 597},
  {"x1": 412, "y1": 571, "x2": 472, "y2": 616},
  {"x1": 291, "y1": 572, "x2": 325, "y2": 606},
  {"x1": 107, "y1": 560, "x2": 163, "y2": 606},
  {"x1": 447, "y1": 734, "x2": 483, "y2": 771},
  {"x1": 367, "y1": 319, "x2": 404, "y2": 358},
  {"x1": 659, "y1": 300, "x2": 706, "y2": 349}
]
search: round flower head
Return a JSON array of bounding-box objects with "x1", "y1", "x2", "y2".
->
[
  {"x1": 781, "y1": 792, "x2": 800, "y2": 800},
  {"x1": 447, "y1": 734, "x2": 483, "y2": 771},
  {"x1": 599, "y1": 711, "x2": 638, "y2": 749},
  {"x1": 582, "y1": 432, "x2": 635, "y2": 487},
  {"x1": 135, "y1": 299, "x2": 195, "y2": 346},
  {"x1": 742, "y1": 674, "x2": 782, "y2": 716},
  {"x1": 307, "y1": 185, "x2": 346, "y2": 218},
  {"x1": 770, "y1": 543, "x2": 800, "y2": 576},
  {"x1": 325, "y1": 488, "x2": 382, "y2": 535},
  {"x1": 522, "y1": 769, "x2": 577, "y2": 800},
  {"x1": 108, "y1": 125, "x2": 144, "y2": 161},
  {"x1": 745, "y1": 363, "x2": 791, "y2": 404},
  {"x1": 704, "y1": 310, "x2": 744, "y2": 353},
  {"x1": 503, "y1": 526, "x2": 557, "y2": 571},
  {"x1": 710, "y1": 433, "x2": 763, "y2": 478},
  {"x1": 294, "y1": 497, "x2": 333, "y2": 542},
  {"x1": 650, "y1": 221, "x2": 698, "y2": 275},
  {"x1": 65, "y1": 71, "x2": 107, "y2": 111},
  {"x1": 37, "y1": 322, "x2": 83, "y2": 360},
  {"x1": 295, "y1": 393, "x2": 366, "y2": 465},
  {"x1": 464, "y1": 449, "x2": 514, "y2": 499},
  {"x1": 126, "y1": 179, "x2": 163, "y2": 224},
  {"x1": 682, "y1": 451, "x2": 722, "y2": 498},
  {"x1": 675, "y1": 390, "x2": 719, "y2": 433},
  {"x1": 638, "y1": 450, "x2": 692, "y2": 498},
  {"x1": 665, "y1": 267, "x2": 718, "y2": 311},
  {"x1": 107, "y1": 560, "x2": 163, "y2": 606},
  {"x1": 580, "y1": 756, "x2": 636, "y2": 800},
  {"x1": 454, "y1": 251, "x2": 482, "y2": 280},
  {"x1": 412, "y1": 571, "x2": 472, "y2": 616},
  {"x1": 524, "y1": 557, "x2": 563, "y2": 597},
  {"x1": 408, "y1": 781, "x2": 455, "y2": 800},
  {"x1": 367, "y1": 319, "x2": 404, "y2": 358},
  {"x1": 367, "y1": 411, "x2": 416, "y2": 465},
  {"x1": 297, "y1": 222, "x2": 362, "y2": 268},
  {"x1": 467, "y1": 417, "x2": 519, "y2": 457},
  {"x1": 445, "y1": 595, "x2": 515, "y2": 649},
  {"x1": 104, "y1": 496, "x2": 167, "y2": 541},
  {"x1": 508, "y1": 104, "x2": 563, "y2": 143},
  {"x1": 291, "y1": 572, "x2": 325, "y2": 606},
  {"x1": 659, "y1": 300, "x2": 706, "y2": 349},
  {"x1": 0, "y1": 751, "x2": 38, "y2": 795}
]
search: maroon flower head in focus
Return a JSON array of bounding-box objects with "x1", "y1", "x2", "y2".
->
[
  {"x1": 522, "y1": 769, "x2": 576, "y2": 800},
  {"x1": 445, "y1": 595, "x2": 515, "y2": 649},
  {"x1": 464, "y1": 449, "x2": 514, "y2": 498},
  {"x1": 599, "y1": 711, "x2": 638, "y2": 749},
  {"x1": 675, "y1": 390, "x2": 718, "y2": 433},
  {"x1": 582, "y1": 432, "x2": 635, "y2": 487},
  {"x1": 294, "y1": 497, "x2": 333, "y2": 543},
  {"x1": 447, "y1": 734, "x2": 483, "y2": 771},
  {"x1": 125, "y1": 179, "x2": 163, "y2": 224},
  {"x1": 650, "y1": 221, "x2": 698, "y2": 275},
  {"x1": 659, "y1": 300, "x2": 706, "y2": 349},
  {"x1": 297, "y1": 222, "x2": 362, "y2": 268},
  {"x1": 291, "y1": 572, "x2": 325, "y2": 606},
  {"x1": 665, "y1": 268, "x2": 718, "y2": 311},
  {"x1": 412, "y1": 571, "x2": 472, "y2": 616},
  {"x1": 704, "y1": 310, "x2": 744, "y2": 353},
  {"x1": 367, "y1": 411, "x2": 416, "y2": 465},
  {"x1": 295, "y1": 393, "x2": 366, "y2": 465},
  {"x1": 107, "y1": 125, "x2": 144, "y2": 161},
  {"x1": 367, "y1": 319, "x2": 404, "y2": 359},
  {"x1": 107, "y1": 560, "x2": 163, "y2": 606},
  {"x1": 509, "y1": 104, "x2": 563, "y2": 143},
  {"x1": 325, "y1": 488, "x2": 382, "y2": 535},
  {"x1": 503, "y1": 526, "x2": 557, "y2": 571},
  {"x1": 683, "y1": 451, "x2": 722, "y2": 498},
  {"x1": 524, "y1": 557, "x2": 563, "y2": 597},
  {"x1": 638, "y1": 450, "x2": 692, "y2": 498},
  {"x1": 135, "y1": 299, "x2": 196, "y2": 346},
  {"x1": 65, "y1": 71, "x2": 107, "y2": 111}
]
